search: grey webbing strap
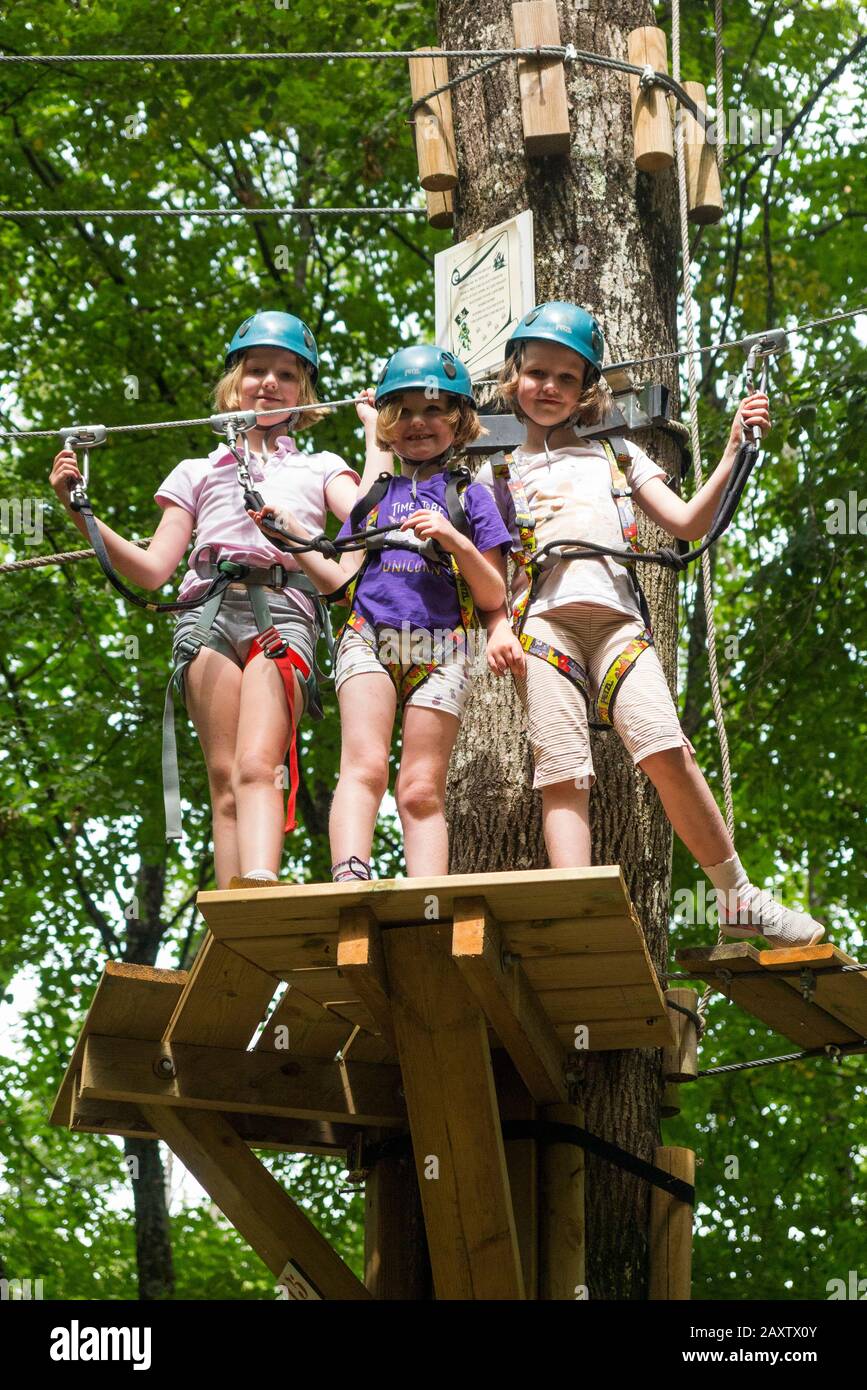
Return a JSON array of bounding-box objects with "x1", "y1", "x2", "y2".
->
[{"x1": 162, "y1": 588, "x2": 226, "y2": 841}]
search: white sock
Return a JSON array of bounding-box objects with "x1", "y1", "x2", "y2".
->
[
  {"x1": 243, "y1": 868, "x2": 278, "y2": 882},
  {"x1": 701, "y1": 853, "x2": 751, "y2": 922}
]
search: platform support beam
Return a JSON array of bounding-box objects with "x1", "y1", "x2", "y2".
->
[
  {"x1": 383, "y1": 921, "x2": 525, "y2": 1300},
  {"x1": 141, "y1": 1105, "x2": 370, "y2": 1300},
  {"x1": 363, "y1": 1131, "x2": 432, "y2": 1300},
  {"x1": 648, "y1": 1145, "x2": 695, "y2": 1300},
  {"x1": 539, "y1": 1101, "x2": 586, "y2": 1300}
]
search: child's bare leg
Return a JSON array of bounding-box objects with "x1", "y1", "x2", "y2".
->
[
  {"x1": 330, "y1": 673, "x2": 396, "y2": 872},
  {"x1": 637, "y1": 746, "x2": 731, "y2": 865},
  {"x1": 395, "y1": 706, "x2": 461, "y2": 876},
  {"x1": 183, "y1": 647, "x2": 243, "y2": 888},
  {"x1": 541, "y1": 781, "x2": 592, "y2": 867},
  {"x1": 232, "y1": 653, "x2": 303, "y2": 877},
  {"x1": 639, "y1": 744, "x2": 823, "y2": 945}
]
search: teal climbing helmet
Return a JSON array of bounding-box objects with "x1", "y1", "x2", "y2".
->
[
  {"x1": 375, "y1": 346, "x2": 477, "y2": 409},
  {"x1": 225, "y1": 311, "x2": 319, "y2": 382},
  {"x1": 505, "y1": 302, "x2": 605, "y2": 382}
]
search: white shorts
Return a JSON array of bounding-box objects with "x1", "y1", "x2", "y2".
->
[{"x1": 335, "y1": 628, "x2": 473, "y2": 719}]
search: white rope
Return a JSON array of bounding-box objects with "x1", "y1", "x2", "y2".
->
[
  {"x1": 673, "y1": 1, "x2": 733, "y2": 1018},
  {"x1": 714, "y1": 0, "x2": 726, "y2": 179}
]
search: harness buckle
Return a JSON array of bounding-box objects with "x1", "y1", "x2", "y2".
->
[{"x1": 258, "y1": 625, "x2": 288, "y2": 659}]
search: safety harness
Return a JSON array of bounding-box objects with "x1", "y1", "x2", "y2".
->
[
  {"x1": 493, "y1": 436, "x2": 654, "y2": 728},
  {"x1": 332, "y1": 463, "x2": 478, "y2": 707}
]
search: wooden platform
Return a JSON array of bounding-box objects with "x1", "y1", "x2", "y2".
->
[
  {"x1": 51, "y1": 867, "x2": 673, "y2": 1300},
  {"x1": 676, "y1": 942, "x2": 867, "y2": 1049}
]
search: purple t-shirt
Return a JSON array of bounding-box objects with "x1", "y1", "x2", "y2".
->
[{"x1": 338, "y1": 471, "x2": 512, "y2": 630}]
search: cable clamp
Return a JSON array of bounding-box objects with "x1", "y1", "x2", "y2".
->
[
  {"x1": 639, "y1": 64, "x2": 659, "y2": 90},
  {"x1": 563, "y1": 42, "x2": 577, "y2": 62},
  {"x1": 800, "y1": 967, "x2": 817, "y2": 1004}
]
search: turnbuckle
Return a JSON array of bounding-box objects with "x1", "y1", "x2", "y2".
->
[{"x1": 58, "y1": 423, "x2": 107, "y2": 508}]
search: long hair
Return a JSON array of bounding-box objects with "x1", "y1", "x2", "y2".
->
[{"x1": 496, "y1": 342, "x2": 612, "y2": 426}]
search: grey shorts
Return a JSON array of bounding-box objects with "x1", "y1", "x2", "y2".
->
[{"x1": 172, "y1": 585, "x2": 318, "y2": 715}]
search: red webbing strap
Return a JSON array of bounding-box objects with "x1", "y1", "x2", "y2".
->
[{"x1": 245, "y1": 638, "x2": 311, "y2": 832}]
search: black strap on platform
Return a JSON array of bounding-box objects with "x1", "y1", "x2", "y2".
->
[{"x1": 362, "y1": 1119, "x2": 695, "y2": 1205}]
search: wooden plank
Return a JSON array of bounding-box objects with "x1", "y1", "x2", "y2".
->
[
  {"x1": 649, "y1": 1146, "x2": 694, "y2": 1300},
  {"x1": 80, "y1": 1036, "x2": 406, "y2": 1128},
  {"x1": 337, "y1": 907, "x2": 398, "y2": 1052},
  {"x1": 676, "y1": 944, "x2": 862, "y2": 1047},
  {"x1": 537, "y1": 983, "x2": 665, "y2": 1024},
  {"x1": 513, "y1": 1, "x2": 571, "y2": 157},
  {"x1": 163, "y1": 933, "x2": 278, "y2": 1049},
  {"x1": 254, "y1": 986, "x2": 394, "y2": 1063},
  {"x1": 539, "y1": 1102, "x2": 585, "y2": 1300},
  {"x1": 50, "y1": 962, "x2": 187, "y2": 1127},
  {"x1": 197, "y1": 866, "x2": 633, "y2": 938},
  {"x1": 451, "y1": 897, "x2": 568, "y2": 1105},
  {"x1": 759, "y1": 945, "x2": 867, "y2": 1039},
  {"x1": 555, "y1": 1017, "x2": 674, "y2": 1051},
  {"x1": 364, "y1": 1130, "x2": 431, "y2": 1299},
  {"x1": 383, "y1": 922, "x2": 525, "y2": 1300},
  {"x1": 503, "y1": 915, "x2": 645, "y2": 958},
  {"x1": 217, "y1": 932, "x2": 339, "y2": 974},
  {"x1": 523, "y1": 950, "x2": 651, "y2": 990},
  {"x1": 493, "y1": 1052, "x2": 538, "y2": 1300},
  {"x1": 141, "y1": 1105, "x2": 371, "y2": 1298},
  {"x1": 71, "y1": 1096, "x2": 358, "y2": 1156}
]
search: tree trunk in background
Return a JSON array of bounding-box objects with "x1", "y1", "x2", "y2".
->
[{"x1": 441, "y1": 0, "x2": 682, "y2": 1298}]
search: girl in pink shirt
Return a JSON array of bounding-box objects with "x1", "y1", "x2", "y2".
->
[{"x1": 49, "y1": 311, "x2": 390, "y2": 887}]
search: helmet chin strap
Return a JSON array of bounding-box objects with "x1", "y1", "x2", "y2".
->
[
  {"x1": 395, "y1": 444, "x2": 455, "y2": 500},
  {"x1": 256, "y1": 410, "x2": 301, "y2": 463}
]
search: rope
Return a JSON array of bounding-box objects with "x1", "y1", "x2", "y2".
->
[
  {"x1": 0, "y1": 206, "x2": 423, "y2": 222},
  {"x1": 0, "y1": 537, "x2": 151, "y2": 575},
  {"x1": 713, "y1": 0, "x2": 725, "y2": 180},
  {"x1": 1, "y1": 307, "x2": 862, "y2": 445},
  {"x1": 673, "y1": 0, "x2": 733, "y2": 1021}
]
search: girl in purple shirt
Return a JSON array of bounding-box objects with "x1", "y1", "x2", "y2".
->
[
  {"x1": 250, "y1": 346, "x2": 521, "y2": 880},
  {"x1": 49, "y1": 311, "x2": 390, "y2": 888}
]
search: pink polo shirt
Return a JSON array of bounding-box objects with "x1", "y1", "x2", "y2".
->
[{"x1": 155, "y1": 434, "x2": 359, "y2": 616}]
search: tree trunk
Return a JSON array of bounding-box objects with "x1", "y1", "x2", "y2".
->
[{"x1": 441, "y1": 0, "x2": 682, "y2": 1298}]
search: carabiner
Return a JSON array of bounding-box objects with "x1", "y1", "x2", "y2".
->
[
  {"x1": 741, "y1": 328, "x2": 788, "y2": 447},
  {"x1": 58, "y1": 423, "x2": 107, "y2": 508}
]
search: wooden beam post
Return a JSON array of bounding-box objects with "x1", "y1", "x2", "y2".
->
[
  {"x1": 363, "y1": 1132, "x2": 432, "y2": 1299},
  {"x1": 683, "y1": 81, "x2": 724, "y2": 223},
  {"x1": 512, "y1": 1, "x2": 571, "y2": 157},
  {"x1": 141, "y1": 1105, "x2": 370, "y2": 1300},
  {"x1": 627, "y1": 27, "x2": 674, "y2": 172},
  {"x1": 451, "y1": 896, "x2": 569, "y2": 1104},
  {"x1": 648, "y1": 1146, "x2": 695, "y2": 1300},
  {"x1": 493, "y1": 1051, "x2": 539, "y2": 1299},
  {"x1": 663, "y1": 988, "x2": 699, "y2": 1083},
  {"x1": 383, "y1": 921, "x2": 525, "y2": 1300},
  {"x1": 337, "y1": 906, "x2": 397, "y2": 1052},
  {"x1": 539, "y1": 1102, "x2": 586, "y2": 1300},
  {"x1": 408, "y1": 48, "x2": 458, "y2": 191}
]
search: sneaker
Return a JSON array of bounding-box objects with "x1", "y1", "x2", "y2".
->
[{"x1": 719, "y1": 888, "x2": 825, "y2": 948}]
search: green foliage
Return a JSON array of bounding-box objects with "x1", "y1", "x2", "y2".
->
[{"x1": 0, "y1": 0, "x2": 864, "y2": 1299}]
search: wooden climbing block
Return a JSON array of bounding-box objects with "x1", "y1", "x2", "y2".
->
[
  {"x1": 676, "y1": 942, "x2": 867, "y2": 1048},
  {"x1": 383, "y1": 922, "x2": 525, "y2": 1300}
]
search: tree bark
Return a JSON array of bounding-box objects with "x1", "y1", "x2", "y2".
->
[{"x1": 441, "y1": 0, "x2": 682, "y2": 1299}]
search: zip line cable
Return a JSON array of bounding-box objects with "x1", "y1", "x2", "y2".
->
[{"x1": 0, "y1": 207, "x2": 424, "y2": 221}]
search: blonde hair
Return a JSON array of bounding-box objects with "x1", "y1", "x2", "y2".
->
[
  {"x1": 496, "y1": 343, "x2": 612, "y2": 427},
  {"x1": 213, "y1": 351, "x2": 327, "y2": 429},
  {"x1": 375, "y1": 394, "x2": 483, "y2": 453}
]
